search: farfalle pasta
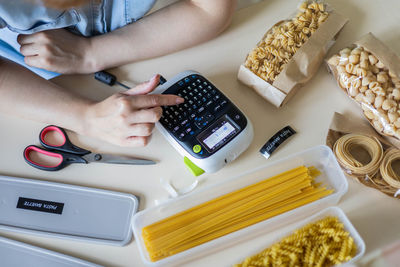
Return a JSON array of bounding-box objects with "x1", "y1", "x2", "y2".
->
[
  {"x1": 327, "y1": 33, "x2": 400, "y2": 141},
  {"x1": 238, "y1": 1, "x2": 348, "y2": 107}
]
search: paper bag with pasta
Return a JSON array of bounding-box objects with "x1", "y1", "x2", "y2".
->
[
  {"x1": 238, "y1": 1, "x2": 348, "y2": 107},
  {"x1": 326, "y1": 112, "x2": 400, "y2": 199},
  {"x1": 327, "y1": 33, "x2": 400, "y2": 142}
]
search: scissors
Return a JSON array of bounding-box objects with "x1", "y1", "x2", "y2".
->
[{"x1": 23, "y1": 125, "x2": 156, "y2": 171}]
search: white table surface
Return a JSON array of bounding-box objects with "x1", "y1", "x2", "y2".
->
[{"x1": 0, "y1": 0, "x2": 399, "y2": 266}]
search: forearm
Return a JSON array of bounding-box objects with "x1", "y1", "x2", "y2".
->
[
  {"x1": 89, "y1": 0, "x2": 236, "y2": 70},
  {"x1": 0, "y1": 59, "x2": 92, "y2": 134}
]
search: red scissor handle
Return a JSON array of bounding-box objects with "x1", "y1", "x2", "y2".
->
[
  {"x1": 39, "y1": 125, "x2": 90, "y2": 155},
  {"x1": 23, "y1": 145, "x2": 87, "y2": 171}
]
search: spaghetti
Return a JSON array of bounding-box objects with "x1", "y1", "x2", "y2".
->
[{"x1": 142, "y1": 166, "x2": 333, "y2": 262}]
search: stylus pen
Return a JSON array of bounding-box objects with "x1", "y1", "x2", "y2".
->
[
  {"x1": 95, "y1": 71, "x2": 167, "y2": 89},
  {"x1": 94, "y1": 71, "x2": 131, "y2": 89}
]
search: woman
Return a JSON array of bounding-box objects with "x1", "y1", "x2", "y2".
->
[{"x1": 0, "y1": 0, "x2": 235, "y2": 146}]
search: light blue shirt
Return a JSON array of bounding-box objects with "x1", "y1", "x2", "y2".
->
[{"x1": 0, "y1": 0, "x2": 157, "y2": 78}]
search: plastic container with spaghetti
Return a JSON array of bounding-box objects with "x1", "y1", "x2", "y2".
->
[
  {"x1": 132, "y1": 145, "x2": 348, "y2": 266},
  {"x1": 231, "y1": 207, "x2": 365, "y2": 266}
]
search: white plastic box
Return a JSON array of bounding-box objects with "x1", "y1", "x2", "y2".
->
[
  {"x1": 132, "y1": 145, "x2": 349, "y2": 266},
  {"x1": 0, "y1": 235, "x2": 103, "y2": 267},
  {"x1": 0, "y1": 176, "x2": 138, "y2": 246},
  {"x1": 230, "y1": 206, "x2": 366, "y2": 266}
]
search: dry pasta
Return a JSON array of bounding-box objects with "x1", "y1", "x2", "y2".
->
[
  {"x1": 245, "y1": 1, "x2": 329, "y2": 84},
  {"x1": 327, "y1": 36, "x2": 400, "y2": 140},
  {"x1": 332, "y1": 133, "x2": 400, "y2": 196},
  {"x1": 333, "y1": 133, "x2": 383, "y2": 177},
  {"x1": 380, "y1": 148, "x2": 400, "y2": 189},
  {"x1": 142, "y1": 166, "x2": 333, "y2": 262},
  {"x1": 234, "y1": 216, "x2": 357, "y2": 267}
]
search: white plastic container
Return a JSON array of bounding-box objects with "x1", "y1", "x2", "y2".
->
[
  {"x1": 230, "y1": 207, "x2": 366, "y2": 266},
  {"x1": 0, "y1": 176, "x2": 138, "y2": 246},
  {"x1": 0, "y1": 235, "x2": 103, "y2": 267},
  {"x1": 132, "y1": 145, "x2": 349, "y2": 266}
]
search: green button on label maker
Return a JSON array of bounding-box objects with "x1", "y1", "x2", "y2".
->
[{"x1": 192, "y1": 145, "x2": 202, "y2": 153}]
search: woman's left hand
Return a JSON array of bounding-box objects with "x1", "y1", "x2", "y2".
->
[{"x1": 17, "y1": 29, "x2": 97, "y2": 74}]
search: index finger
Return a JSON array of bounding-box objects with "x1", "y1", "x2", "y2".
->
[
  {"x1": 131, "y1": 94, "x2": 184, "y2": 109},
  {"x1": 17, "y1": 34, "x2": 34, "y2": 45}
]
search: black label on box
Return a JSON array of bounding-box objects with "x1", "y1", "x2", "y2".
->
[{"x1": 17, "y1": 197, "x2": 64, "y2": 215}]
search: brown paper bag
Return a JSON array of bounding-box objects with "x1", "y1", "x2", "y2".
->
[
  {"x1": 326, "y1": 112, "x2": 400, "y2": 199},
  {"x1": 238, "y1": 3, "x2": 348, "y2": 107}
]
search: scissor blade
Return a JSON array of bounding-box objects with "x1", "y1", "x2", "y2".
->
[{"x1": 83, "y1": 153, "x2": 156, "y2": 165}]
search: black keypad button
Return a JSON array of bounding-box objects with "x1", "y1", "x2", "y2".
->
[
  {"x1": 214, "y1": 105, "x2": 222, "y2": 113},
  {"x1": 181, "y1": 119, "x2": 189, "y2": 126},
  {"x1": 173, "y1": 126, "x2": 180, "y2": 132},
  {"x1": 213, "y1": 95, "x2": 221, "y2": 101},
  {"x1": 178, "y1": 132, "x2": 186, "y2": 140},
  {"x1": 194, "y1": 112, "x2": 214, "y2": 129},
  {"x1": 161, "y1": 75, "x2": 234, "y2": 143}
]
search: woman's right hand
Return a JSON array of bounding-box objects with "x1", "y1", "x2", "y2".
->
[{"x1": 83, "y1": 75, "x2": 184, "y2": 147}]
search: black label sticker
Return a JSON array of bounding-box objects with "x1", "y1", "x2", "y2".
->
[
  {"x1": 17, "y1": 197, "x2": 64, "y2": 215},
  {"x1": 260, "y1": 126, "x2": 296, "y2": 159}
]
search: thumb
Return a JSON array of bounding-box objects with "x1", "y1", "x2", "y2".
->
[{"x1": 124, "y1": 74, "x2": 160, "y2": 96}]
